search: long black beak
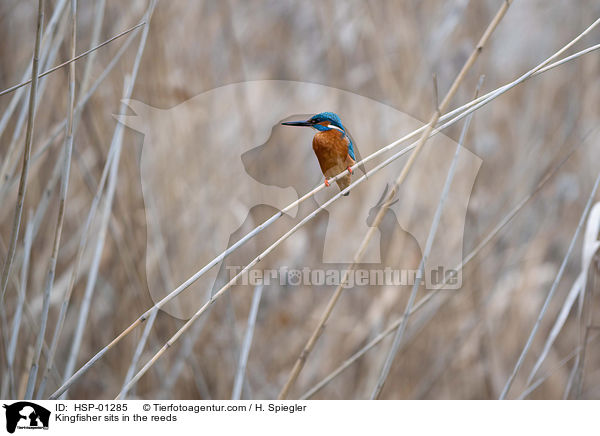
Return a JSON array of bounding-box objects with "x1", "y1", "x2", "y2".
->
[{"x1": 281, "y1": 120, "x2": 313, "y2": 127}]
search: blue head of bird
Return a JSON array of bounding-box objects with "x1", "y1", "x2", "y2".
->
[{"x1": 281, "y1": 112, "x2": 355, "y2": 160}]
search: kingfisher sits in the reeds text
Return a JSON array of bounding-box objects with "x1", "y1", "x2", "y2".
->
[{"x1": 282, "y1": 112, "x2": 357, "y2": 196}]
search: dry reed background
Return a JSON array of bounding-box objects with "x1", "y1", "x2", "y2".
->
[{"x1": 1, "y1": 0, "x2": 600, "y2": 400}]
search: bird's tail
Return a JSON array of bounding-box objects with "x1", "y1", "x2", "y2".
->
[{"x1": 336, "y1": 174, "x2": 352, "y2": 196}]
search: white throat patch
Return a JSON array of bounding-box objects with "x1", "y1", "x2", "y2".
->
[{"x1": 326, "y1": 124, "x2": 344, "y2": 132}]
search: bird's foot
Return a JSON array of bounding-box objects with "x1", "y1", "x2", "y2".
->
[
  {"x1": 324, "y1": 178, "x2": 330, "y2": 187},
  {"x1": 347, "y1": 166, "x2": 353, "y2": 175}
]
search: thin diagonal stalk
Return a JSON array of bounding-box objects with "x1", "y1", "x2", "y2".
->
[
  {"x1": 376, "y1": 13, "x2": 600, "y2": 401},
  {"x1": 2, "y1": 216, "x2": 34, "y2": 399},
  {"x1": 21, "y1": 33, "x2": 592, "y2": 256},
  {"x1": 0, "y1": 7, "x2": 69, "y2": 204},
  {"x1": 61, "y1": 88, "x2": 126, "y2": 398},
  {"x1": 19, "y1": 13, "x2": 78, "y2": 245},
  {"x1": 161, "y1": 310, "x2": 210, "y2": 397},
  {"x1": 36, "y1": 0, "x2": 107, "y2": 400},
  {"x1": 43, "y1": 3, "x2": 152, "y2": 400},
  {"x1": 281, "y1": 1, "x2": 513, "y2": 400},
  {"x1": 413, "y1": 280, "x2": 501, "y2": 399},
  {"x1": 523, "y1": 129, "x2": 600, "y2": 389},
  {"x1": 0, "y1": 0, "x2": 59, "y2": 396},
  {"x1": 0, "y1": 0, "x2": 67, "y2": 141},
  {"x1": 76, "y1": 0, "x2": 106, "y2": 117},
  {"x1": 572, "y1": 263, "x2": 597, "y2": 398},
  {"x1": 0, "y1": 15, "x2": 145, "y2": 203},
  {"x1": 520, "y1": 351, "x2": 578, "y2": 400},
  {"x1": 35, "y1": 135, "x2": 116, "y2": 381},
  {"x1": 60, "y1": 0, "x2": 157, "y2": 399},
  {"x1": 523, "y1": 274, "x2": 583, "y2": 390},
  {"x1": 300, "y1": 142, "x2": 582, "y2": 399},
  {"x1": 24, "y1": 22, "x2": 141, "y2": 243},
  {"x1": 117, "y1": 95, "x2": 471, "y2": 398},
  {"x1": 51, "y1": 36, "x2": 600, "y2": 399},
  {"x1": 284, "y1": 13, "x2": 600, "y2": 400},
  {"x1": 0, "y1": 303, "x2": 12, "y2": 395},
  {"x1": 371, "y1": 81, "x2": 479, "y2": 399},
  {"x1": 25, "y1": 0, "x2": 77, "y2": 401},
  {"x1": 106, "y1": 38, "x2": 596, "y2": 340},
  {"x1": 563, "y1": 347, "x2": 582, "y2": 399},
  {"x1": 119, "y1": 309, "x2": 158, "y2": 399},
  {"x1": 115, "y1": 141, "x2": 421, "y2": 398},
  {"x1": 0, "y1": 22, "x2": 145, "y2": 98},
  {"x1": 301, "y1": 292, "x2": 441, "y2": 400},
  {"x1": 120, "y1": 187, "x2": 182, "y2": 397},
  {"x1": 519, "y1": 332, "x2": 600, "y2": 400},
  {"x1": 0, "y1": 0, "x2": 45, "y2": 302},
  {"x1": 232, "y1": 284, "x2": 263, "y2": 400},
  {"x1": 499, "y1": 172, "x2": 600, "y2": 399}
]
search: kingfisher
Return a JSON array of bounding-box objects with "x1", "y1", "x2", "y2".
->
[{"x1": 282, "y1": 112, "x2": 361, "y2": 196}]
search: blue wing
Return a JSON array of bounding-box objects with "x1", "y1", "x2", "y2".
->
[
  {"x1": 347, "y1": 138, "x2": 356, "y2": 161},
  {"x1": 343, "y1": 126, "x2": 366, "y2": 177}
]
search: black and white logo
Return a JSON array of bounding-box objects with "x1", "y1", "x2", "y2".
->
[{"x1": 2, "y1": 402, "x2": 50, "y2": 434}]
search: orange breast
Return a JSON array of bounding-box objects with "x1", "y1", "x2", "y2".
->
[{"x1": 312, "y1": 130, "x2": 351, "y2": 178}]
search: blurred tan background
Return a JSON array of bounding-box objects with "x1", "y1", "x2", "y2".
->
[{"x1": 1, "y1": 0, "x2": 600, "y2": 400}]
